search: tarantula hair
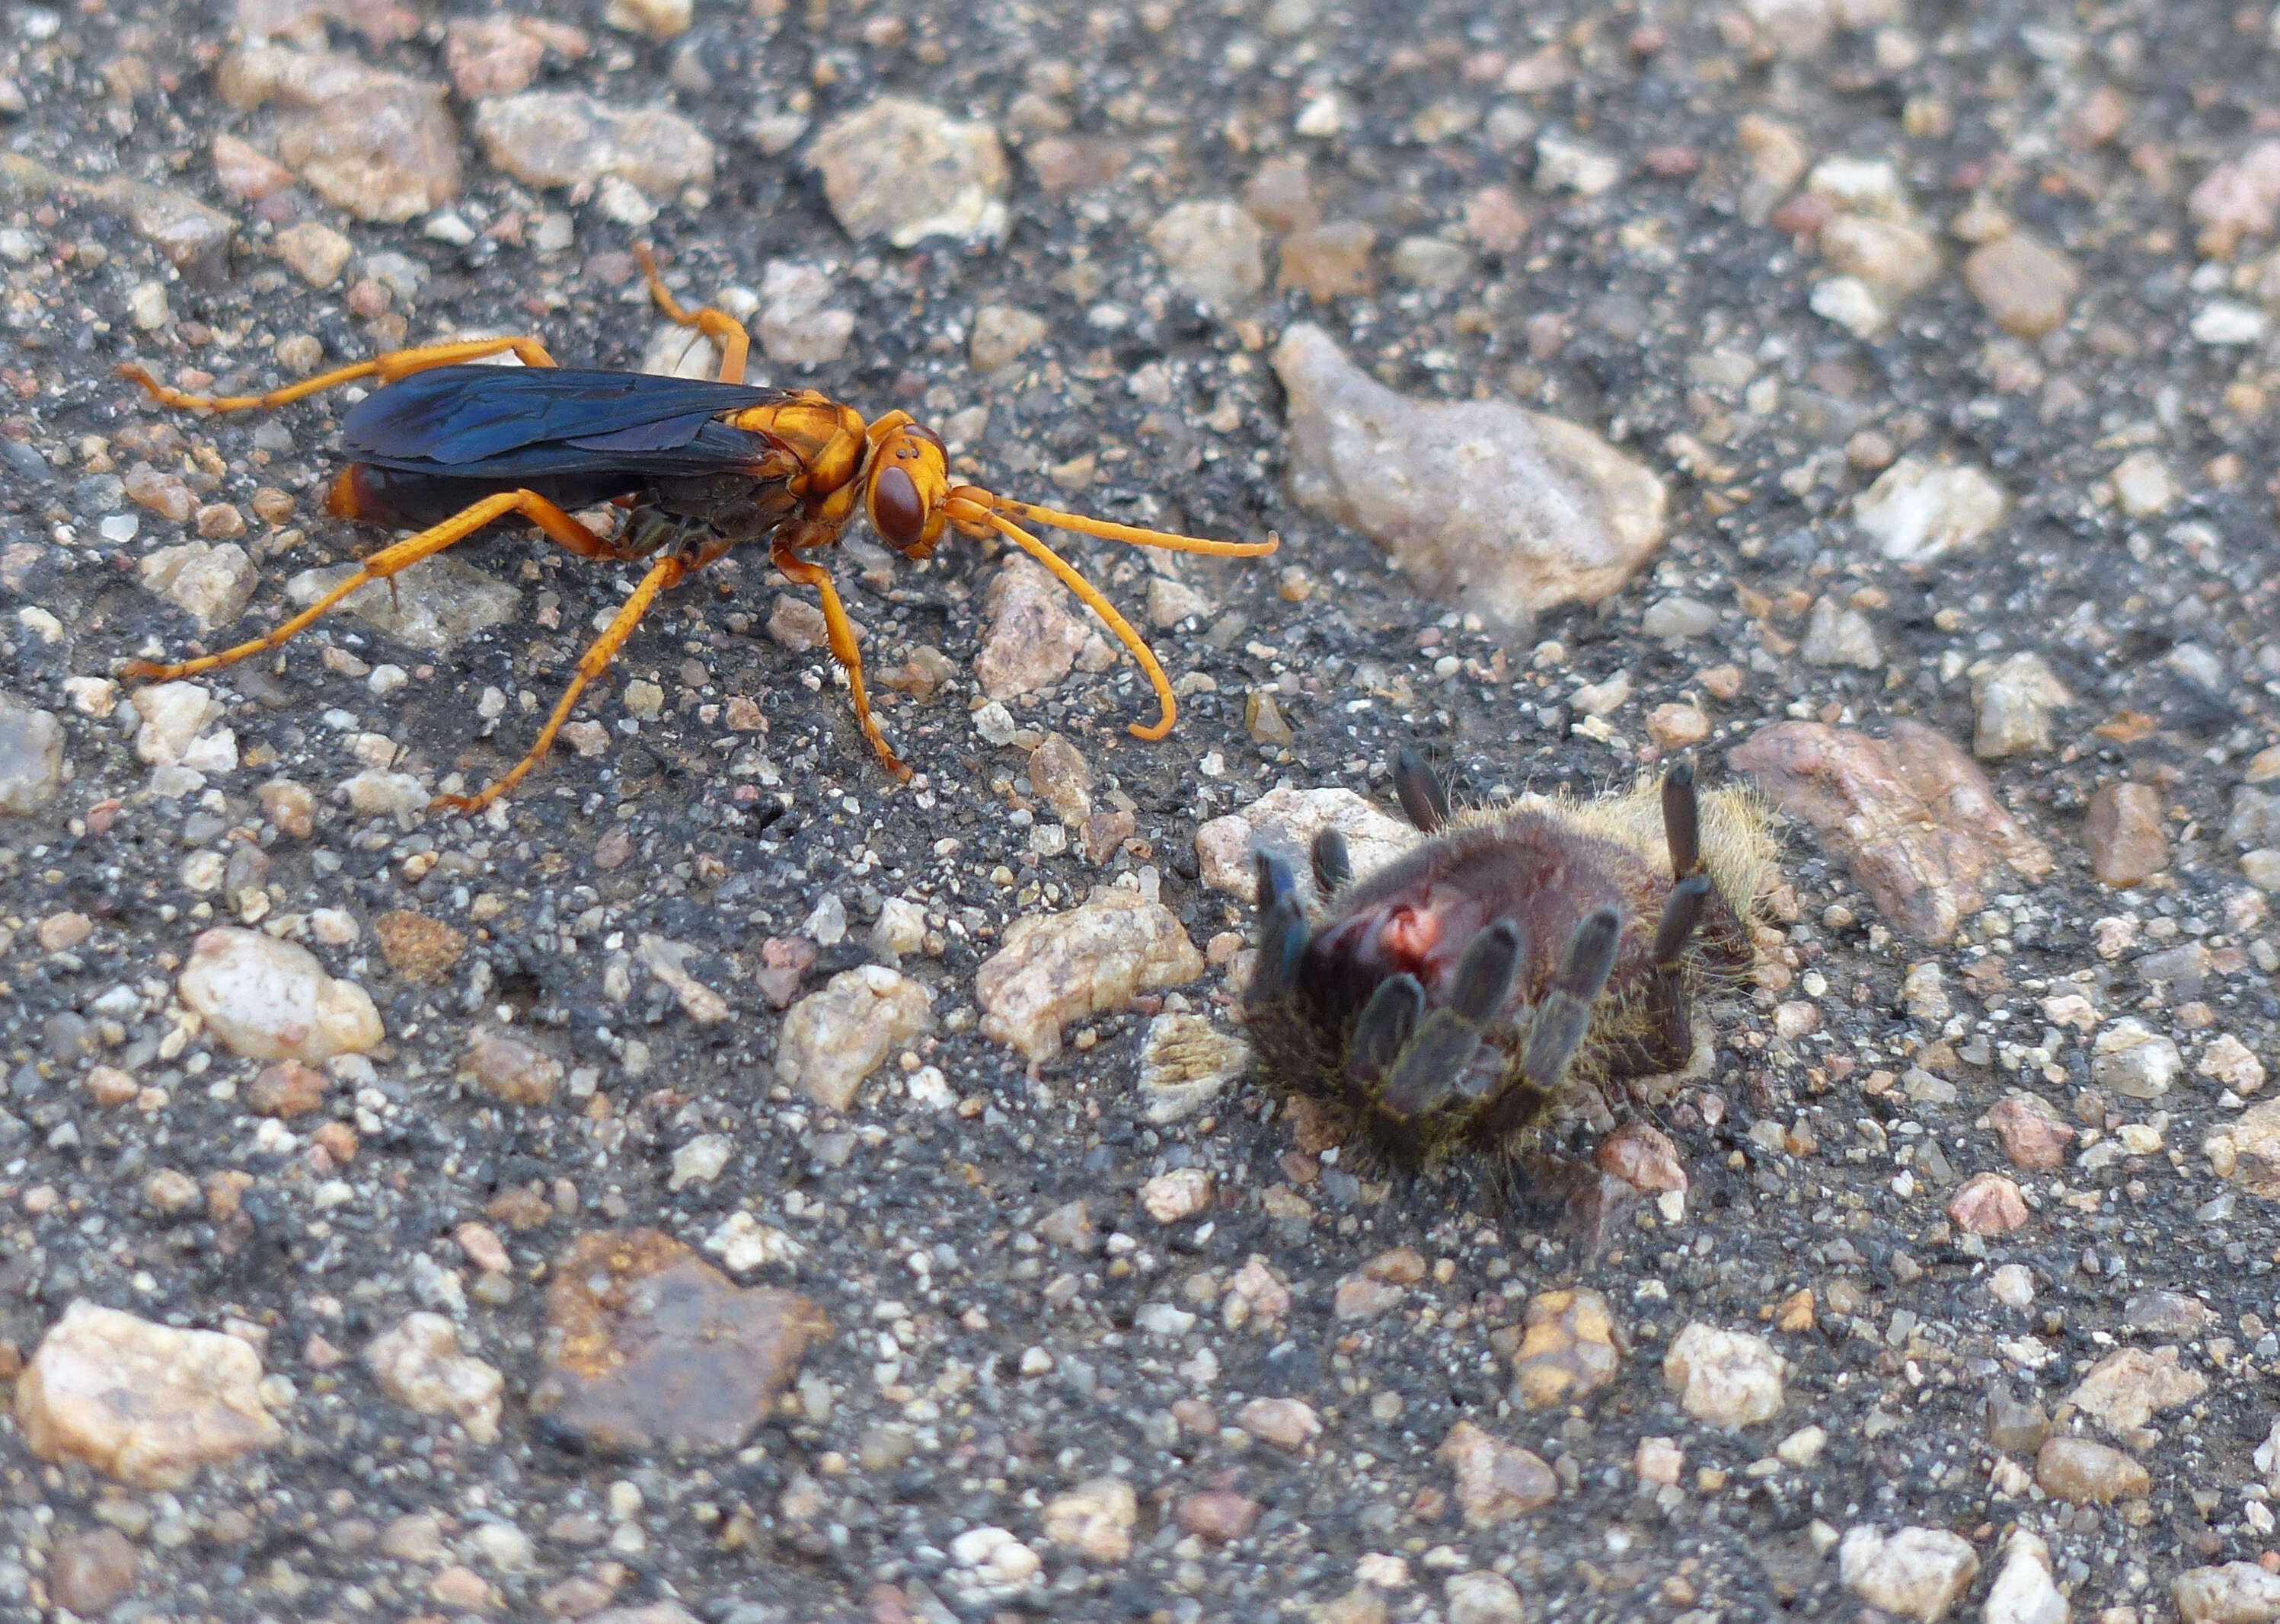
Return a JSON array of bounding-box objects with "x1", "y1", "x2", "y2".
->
[{"x1": 1244, "y1": 748, "x2": 1773, "y2": 1172}]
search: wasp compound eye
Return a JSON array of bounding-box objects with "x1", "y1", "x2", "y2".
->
[{"x1": 870, "y1": 463, "x2": 928, "y2": 553}]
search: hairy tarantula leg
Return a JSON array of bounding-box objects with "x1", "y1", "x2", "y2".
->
[
  {"x1": 1662, "y1": 755, "x2": 1701, "y2": 879},
  {"x1": 1311, "y1": 827, "x2": 1352, "y2": 895},
  {"x1": 1348, "y1": 974, "x2": 1425, "y2": 1086},
  {"x1": 1250, "y1": 850, "x2": 1309, "y2": 1001},
  {"x1": 1634, "y1": 872, "x2": 1713, "y2": 1070},
  {"x1": 1376, "y1": 922, "x2": 1524, "y2": 1117},
  {"x1": 1519, "y1": 906, "x2": 1624, "y2": 1088},
  {"x1": 1392, "y1": 746, "x2": 1451, "y2": 833},
  {"x1": 1448, "y1": 918, "x2": 1525, "y2": 1026}
]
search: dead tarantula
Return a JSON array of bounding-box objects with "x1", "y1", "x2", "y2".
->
[{"x1": 1244, "y1": 749, "x2": 1772, "y2": 1171}]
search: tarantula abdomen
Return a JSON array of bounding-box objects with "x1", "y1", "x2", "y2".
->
[{"x1": 1244, "y1": 749, "x2": 1771, "y2": 1171}]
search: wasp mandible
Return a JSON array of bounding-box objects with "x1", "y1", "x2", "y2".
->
[{"x1": 118, "y1": 247, "x2": 1277, "y2": 813}]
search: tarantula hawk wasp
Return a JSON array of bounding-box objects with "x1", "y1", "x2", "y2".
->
[
  {"x1": 117, "y1": 246, "x2": 1276, "y2": 813},
  {"x1": 1245, "y1": 748, "x2": 1773, "y2": 1174}
]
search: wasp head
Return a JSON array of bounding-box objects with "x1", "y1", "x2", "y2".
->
[{"x1": 864, "y1": 415, "x2": 952, "y2": 558}]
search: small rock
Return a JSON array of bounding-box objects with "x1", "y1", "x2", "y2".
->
[
  {"x1": 1646, "y1": 703, "x2": 1710, "y2": 748},
  {"x1": 133, "y1": 681, "x2": 223, "y2": 770},
  {"x1": 246, "y1": 1061, "x2": 327, "y2": 1118},
  {"x1": 1177, "y1": 1488, "x2": 1259, "y2": 1543},
  {"x1": 870, "y1": 898, "x2": 928, "y2": 959},
  {"x1": 2187, "y1": 139, "x2": 2280, "y2": 257},
  {"x1": 2110, "y1": 449, "x2": 2178, "y2": 518},
  {"x1": 1137, "y1": 1013, "x2": 1250, "y2": 1124},
  {"x1": 603, "y1": 0, "x2": 689, "y2": 39},
  {"x1": 2084, "y1": 783, "x2": 2167, "y2": 887},
  {"x1": 976, "y1": 890, "x2": 1204, "y2": 1062},
  {"x1": 1148, "y1": 199, "x2": 1266, "y2": 308},
  {"x1": 1534, "y1": 132, "x2": 1621, "y2": 196},
  {"x1": 48, "y1": 1528, "x2": 139, "y2": 1616},
  {"x1": 0, "y1": 152, "x2": 237, "y2": 281},
  {"x1": 1838, "y1": 1525, "x2": 1979, "y2": 1622},
  {"x1": 286, "y1": 557, "x2": 518, "y2": 651},
  {"x1": 1986, "y1": 1386, "x2": 2051, "y2": 1454},
  {"x1": 1041, "y1": 1476, "x2": 1137, "y2": 1563},
  {"x1": 758, "y1": 260, "x2": 854, "y2": 366},
  {"x1": 1962, "y1": 231, "x2": 2079, "y2": 338},
  {"x1": 2064, "y1": 1345, "x2": 2207, "y2": 1434},
  {"x1": 1445, "y1": 1570, "x2": 1528, "y2": 1624},
  {"x1": 2035, "y1": 1435, "x2": 2147, "y2": 1504},
  {"x1": 1195, "y1": 783, "x2": 1419, "y2": 906},
  {"x1": 668, "y1": 1134, "x2": 730, "y2": 1192},
  {"x1": 2200, "y1": 1034, "x2": 2268, "y2": 1094},
  {"x1": 16, "y1": 1301, "x2": 282, "y2": 1488},
  {"x1": 0, "y1": 694, "x2": 64, "y2": 815},
  {"x1": 774, "y1": 966, "x2": 933, "y2": 1111},
  {"x1": 2123, "y1": 1289, "x2": 2215, "y2": 1338},
  {"x1": 706, "y1": 1212, "x2": 800, "y2": 1273},
  {"x1": 2192, "y1": 301, "x2": 2268, "y2": 346},
  {"x1": 1238, "y1": 1396, "x2": 1322, "y2": 1451},
  {"x1": 1510, "y1": 1287, "x2": 1622, "y2": 1409},
  {"x1": 809, "y1": 96, "x2": 1007, "y2": 247},
  {"x1": 373, "y1": 908, "x2": 466, "y2": 984},
  {"x1": 1391, "y1": 235, "x2": 1471, "y2": 290},
  {"x1": 977, "y1": 556, "x2": 1089, "y2": 700},
  {"x1": 969, "y1": 303, "x2": 1049, "y2": 372},
  {"x1": 1972, "y1": 652, "x2": 2071, "y2": 758},
  {"x1": 1799, "y1": 595, "x2": 1882, "y2": 668},
  {"x1": 1278, "y1": 324, "x2": 1663, "y2": 629},
  {"x1": 212, "y1": 132, "x2": 298, "y2": 201},
  {"x1": 1662, "y1": 1322, "x2": 1785, "y2": 1427},
  {"x1": 2175, "y1": 1563, "x2": 2280, "y2": 1624},
  {"x1": 2091, "y1": 1018, "x2": 2180, "y2": 1099},
  {"x1": 531, "y1": 1230, "x2": 829, "y2": 1455},
  {"x1": 471, "y1": 91, "x2": 714, "y2": 200},
  {"x1": 636, "y1": 934, "x2": 730, "y2": 1023},
  {"x1": 273, "y1": 220, "x2": 352, "y2": 288},
  {"x1": 442, "y1": 15, "x2": 589, "y2": 100},
  {"x1": 1278, "y1": 220, "x2": 1376, "y2": 300},
  {"x1": 1729, "y1": 720, "x2": 2050, "y2": 946},
  {"x1": 177, "y1": 927, "x2": 382, "y2": 1062},
  {"x1": 1438, "y1": 1420, "x2": 1557, "y2": 1526},
  {"x1": 219, "y1": 46, "x2": 458, "y2": 222},
  {"x1": 139, "y1": 542, "x2": 260, "y2": 637},
  {"x1": 1851, "y1": 458, "x2": 2009, "y2": 563},
  {"x1": 458, "y1": 1027, "x2": 562, "y2": 1106},
  {"x1": 1946, "y1": 1172, "x2": 2028, "y2": 1235},
  {"x1": 365, "y1": 1313, "x2": 503, "y2": 1444},
  {"x1": 1027, "y1": 733, "x2": 1093, "y2": 825},
  {"x1": 1140, "y1": 1167, "x2": 1213, "y2": 1224},
  {"x1": 1987, "y1": 1094, "x2": 2075, "y2": 1172}
]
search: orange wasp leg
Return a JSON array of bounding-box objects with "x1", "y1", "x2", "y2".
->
[
  {"x1": 635, "y1": 244, "x2": 753, "y2": 386},
  {"x1": 436, "y1": 554, "x2": 691, "y2": 815},
  {"x1": 123, "y1": 490, "x2": 612, "y2": 691},
  {"x1": 770, "y1": 541, "x2": 911, "y2": 781},
  {"x1": 944, "y1": 488, "x2": 1279, "y2": 744},
  {"x1": 118, "y1": 336, "x2": 561, "y2": 414}
]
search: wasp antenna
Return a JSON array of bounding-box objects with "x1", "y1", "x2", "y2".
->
[
  {"x1": 1311, "y1": 827, "x2": 1351, "y2": 895},
  {"x1": 981, "y1": 493, "x2": 1278, "y2": 557},
  {"x1": 1392, "y1": 746, "x2": 1451, "y2": 832},
  {"x1": 1662, "y1": 755, "x2": 1700, "y2": 879},
  {"x1": 974, "y1": 508, "x2": 1181, "y2": 743}
]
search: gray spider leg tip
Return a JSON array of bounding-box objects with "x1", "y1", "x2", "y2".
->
[
  {"x1": 1348, "y1": 973, "x2": 1423, "y2": 1085},
  {"x1": 1311, "y1": 826, "x2": 1352, "y2": 894},
  {"x1": 1393, "y1": 746, "x2": 1451, "y2": 833},
  {"x1": 1662, "y1": 755, "x2": 1701, "y2": 879},
  {"x1": 1448, "y1": 918, "x2": 1525, "y2": 1025},
  {"x1": 1653, "y1": 872, "x2": 1712, "y2": 965}
]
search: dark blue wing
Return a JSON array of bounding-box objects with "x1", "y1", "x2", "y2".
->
[{"x1": 340, "y1": 366, "x2": 796, "y2": 477}]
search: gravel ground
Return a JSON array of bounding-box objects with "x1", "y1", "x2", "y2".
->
[{"x1": 2, "y1": 0, "x2": 2280, "y2": 1621}]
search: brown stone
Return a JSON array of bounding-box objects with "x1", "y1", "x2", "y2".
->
[
  {"x1": 1176, "y1": 1488, "x2": 1260, "y2": 1543},
  {"x1": 1987, "y1": 1094, "x2": 2075, "y2": 1173},
  {"x1": 1946, "y1": 1171, "x2": 2029, "y2": 1235},
  {"x1": 373, "y1": 909, "x2": 467, "y2": 983},
  {"x1": 2035, "y1": 1435, "x2": 2148, "y2": 1504},
  {"x1": 1729, "y1": 719, "x2": 2051, "y2": 945},
  {"x1": 246, "y1": 1061, "x2": 328, "y2": 1118},
  {"x1": 49, "y1": 1527, "x2": 139, "y2": 1616},
  {"x1": 2083, "y1": 783, "x2": 2167, "y2": 888},
  {"x1": 1510, "y1": 1287, "x2": 1621, "y2": 1409},
  {"x1": 1278, "y1": 221, "x2": 1376, "y2": 300},
  {"x1": 1439, "y1": 1419, "x2": 1558, "y2": 1527},
  {"x1": 532, "y1": 1230, "x2": 829, "y2": 1455},
  {"x1": 461, "y1": 1027, "x2": 563, "y2": 1106}
]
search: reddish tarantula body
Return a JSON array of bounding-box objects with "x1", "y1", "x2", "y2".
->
[{"x1": 1245, "y1": 750, "x2": 1771, "y2": 1170}]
